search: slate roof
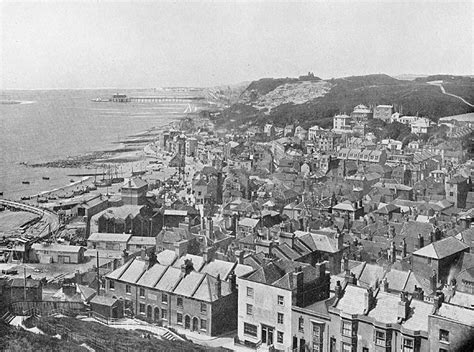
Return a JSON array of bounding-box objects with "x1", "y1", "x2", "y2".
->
[
  {"x1": 401, "y1": 299, "x2": 432, "y2": 331},
  {"x1": 413, "y1": 236, "x2": 469, "y2": 259},
  {"x1": 294, "y1": 229, "x2": 340, "y2": 253},
  {"x1": 358, "y1": 264, "x2": 385, "y2": 288},
  {"x1": 384, "y1": 269, "x2": 410, "y2": 292},
  {"x1": 32, "y1": 243, "x2": 85, "y2": 253},
  {"x1": 336, "y1": 284, "x2": 367, "y2": 315},
  {"x1": 437, "y1": 303, "x2": 474, "y2": 326},
  {"x1": 88, "y1": 233, "x2": 132, "y2": 243},
  {"x1": 367, "y1": 291, "x2": 400, "y2": 324}
]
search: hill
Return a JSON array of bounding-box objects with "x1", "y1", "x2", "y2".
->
[{"x1": 214, "y1": 73, "x2": 474, "y2": 130}]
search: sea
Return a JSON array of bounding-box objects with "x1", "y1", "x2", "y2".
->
[{"x1": 0, "y1": 89, "x2": 193, "y2": 200}]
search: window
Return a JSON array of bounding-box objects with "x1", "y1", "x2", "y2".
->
[
  {"x1": 200, "y1": 319, "x2": 207, "y2": 331},
  {"x1": 243, "y1": 323, "x2": 257, "y2": 337},
  {"x1": 342, "y1": 321, "x2": 352, "y2": 337},
  {"x1": 312, "y1": 323, "x2": 323, "y2": 352},
  {"x1": 139, "y1": 288, "x2": 145, "y2": 297},
  {"x1": 375, "y1": 330, "x2": 385, "y2": 346},
  {"x1": 246, "y1": 304, "x2": 253, "y2": 315},
  {"x1": 403, "y1": 338, "x2": 414, "y2": 352},
  {"x1": 449, "y1": 192, "x2": 454, "y2": 197},
  {"x1": 342, "y1": 342, "x2": 352, "y2": 352},
  {"x1": 200, "y1": 303, "x2": 207, "y2": 313},
  {"x1": 162, "y1": 293, "x2": 168, "y2": 304},
  {"x1": 109, "y1": 280, "x2": 115, "y2": 290},
  {"x1": 277, "y1": 312, "x2": 284, "y2": 324},
  {"x1": 362, "y1": 348, "x2": 369, "y2": 352},
  {"x1": 177, "y1": 313, "x2": 183, "y2": 324},
  {"x1": 247, "y1": 287, "x2": 254, "y2": 298},
  {"x1": 277, "y1": 331, "x2": 284, "y2": 344},
  {"x1": 161, "y1": 309, "x2": 167, "y2": 320},
  {"x1": 125, "y1": 285, "x2": 131, "y2": 294},
  {"x1": 298, "y1": 316, "x2": 304, "y2": 332},
  {"x1": 177, "y1": 297, "x2": 183, "y2": 308},
  {"x1": 277, "y1": 295, "x2": 284, "y2": 306},
  {"x1": 439, "y1": 329, "x2": 449, "y2": 343},
  {"x1": 139, "y1": 303, "x2": 145, "y2": 315}
]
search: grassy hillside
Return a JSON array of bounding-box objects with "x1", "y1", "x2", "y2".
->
[{"x1": 215, "y1": 74, "x2": 474, "y2": 129}]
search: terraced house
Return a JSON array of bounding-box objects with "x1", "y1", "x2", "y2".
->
[{"x1": 104, "y1": 252, "x2": 254, "y2": 336}]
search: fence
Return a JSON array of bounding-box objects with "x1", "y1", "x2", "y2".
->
[{"x1": 9, "y1": 300, "x2": 86, "y2": 317}]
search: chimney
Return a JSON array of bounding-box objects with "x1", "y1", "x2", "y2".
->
[
  {"x1": 390, "y1": 241, "x2": 396, "y2": 263},
  {"x1": 75, "y1": 270, "x2": 82, "y2": 285},
  {"x1": 207, "y1": 216, "x2": 213, "y2": 239},
  {"x1": 430, "y1": 270, "x2": 438, "y2": 292},
  {"x1": 347, "y1": 272, "x2": 357, "y2": 285},
  {"x1": 401, "y1": 238, "x2": 407, "y2": 258},
  {"x1": 334, "y1": 280, "x2": 343, "y2": 299},
  {"x1": 397, "y1": 292, "x2": 410, "y2": 322},
  {"x1": 181, "y1": 258, "x2": 194, "y2": 276},
  {"x1": 215, "y1": 274, "x2": 222, "y2": 298},
  {"x1": 382, "y1": 277, "x2": 389, "y2": 292},
  {"x1": 315, "y1": 261, "x2": 326, "y2": 278},
  {"x1": 417, "y1": 234, "x2": 424, "y2": 249},
  {"x1": 336, "y1": 230, "x2": 344, "y2": 251},
  {"x1": 429, "y1": 232, "x2": 434, "y2": 244},
  {"x1": 228, "y1": 270, "x2": 237, "y2": 291},
  {"x1": 140, "y1": 249, "x2": 146, "y2": 261},
  {"x1": 433, "y1": 291, "x2": 444, "y2": 312},
  {"x1": 203, "y1": 246, "x2": 215, "y2": 263},
  {"x1": 342, "y1": 256, "x2": 349, "y2": 276},
  {"x1": 413, "y1": 285, "x2": 424, "y2": 301},
  {"x1": 200, "y1": 216, "x2": 205, "y2": 232},
  {"x1": 364, "y1": 287, "x2": 375, "y2": 312},
  {"x1": 292, "y1": 267, "x2": 304, "y2": 291}
]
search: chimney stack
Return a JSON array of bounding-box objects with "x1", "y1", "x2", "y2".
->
[
  {"x1": 382, "y1": 277, "x2": 389, "y2": 292},
  {"x1": 390, "y1": 241, "x2": 396, "y2": 263},
  {"x1": 413, "y1": 285, "x2": 424, "y2": 301},
  {"x1": 364, "y1": 287, "x2": 375, "y2": 312},
  {"x1": 228, "y1": 270, "x2": 237, "y2": 292},
  {"x1": 181, "y1": 258, "x2": 194, "y2": 276},
  {"x1": 215, "y1": 274, "x2": 222, "y2": 298},
  {"x1": 207, "y1": 216, "x2": 213, "y2": 239},
  {"x1": 335, "y1": 280, "x2": 343, "y2": 299},
  {"x1": 336, "y1": 230, "x2": 344, "y2": 251},
  {"x1": 401, "y1": 238, "x2": 407, "y2": 258},
  {"x1": 397, "y1": 292, "x2": 410, "y2": 322},
  {"x1": 417, "y1": 234, "x2": 424, "y2": 249}
]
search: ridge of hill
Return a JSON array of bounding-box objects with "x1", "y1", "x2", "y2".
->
[{"x1": 215, "y1": 73, "x2": 474, "y2": 130}]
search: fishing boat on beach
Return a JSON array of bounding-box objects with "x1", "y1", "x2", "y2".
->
[
  {"x1": 22, "y1": 181, "x2": 30, "y2": 185},
  {"x1": 42, "y1": 176, "x2": 50, "y2": 180},
  {"x1": 20, "y1": 196, "x2": 31, "y2": 200}
]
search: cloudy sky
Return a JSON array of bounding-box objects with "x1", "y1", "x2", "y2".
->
[{"x1": 1, "y1": 1, "x2": 472, "y2": 89}]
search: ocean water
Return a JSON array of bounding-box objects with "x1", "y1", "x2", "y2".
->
[{"x1": 0, "y1": 89, "x2": 191, "y2": 200}]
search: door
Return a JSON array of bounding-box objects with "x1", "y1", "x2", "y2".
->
[
  {"x1": 147, "y1": 305, "x2": 152, "y2": 319},
  {"x1": 154, "y1": 307, "x2": 160, "y2": 322},
  {"x1": 299, "y1": 338, "x2": 306, "y2": 352},
  {"x1": 261, "y1": 325, "x2": 274, "y2": 346},
  {"x1": 192, "y1": 317, "x2": 199, "y2": 331},
  {"x1": 185, "y1": 315, "x2": 191, "y2": 329}
]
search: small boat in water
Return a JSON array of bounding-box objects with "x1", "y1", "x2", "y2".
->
[
  {"x1": 70, "y1": 179, "x2": 75, "y2": 183},
  {"x1": 22, "y1": 181, "x2": 30, "y2": 185},
  {"x1": 20, "y1": 195, "x2": 31, "y2": 200},
  {"x1": 42, "y1": 176, "x2": 50, "y2": 180}
]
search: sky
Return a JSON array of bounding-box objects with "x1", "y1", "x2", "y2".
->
[{"x1": 1, "y1": 1, "x2": 472, "y2": 89}]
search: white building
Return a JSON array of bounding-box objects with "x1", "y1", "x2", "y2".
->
[{"x1": 332, "y1": 114, "x2": 353, "y2": 133}]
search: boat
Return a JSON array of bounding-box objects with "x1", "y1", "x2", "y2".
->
[
  {"x1": 42, "y1": 176, "x2": 50, "y2": 180},
  {"x1": 70, "y1": 179, "x2": 75, "y2": 183},
  {"x1": 22, "y1": 181, "x2": 30, "y2": 185},
  {"x1": 20, "y1": 196, "x2": 31, "y2": 200}
]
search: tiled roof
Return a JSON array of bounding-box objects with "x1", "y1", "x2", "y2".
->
[
  {"x1": 136, "y1": 263, "x2": 168, "y2": 288},
  {"x1": 154, "y1": 266, "x2": 183, "y2": 292},
  {"x1": 120, "y1": 258, "x2": 147, "y2": 283}
]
